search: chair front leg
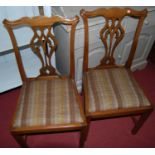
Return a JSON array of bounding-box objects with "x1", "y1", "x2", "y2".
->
[
  {"x1": 131, "y1": 110, "x2": 152, "y2": 135},
  {"x1": 79, "y1": 117, "x2": 91, "y2": 147},
  {"x1": 79, "y1": 126, "x2": 88, "y2": 148},
  {"x1": 11, "y1": 132, "x2": 28, "y2": 147}
]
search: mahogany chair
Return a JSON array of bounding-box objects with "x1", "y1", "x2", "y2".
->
[
  {"x1": 80, "y1": 7, "x2": 153, "y2": 138},
  {"x1": 3, "y1": 15, "x2": 87, "y2": 147}
]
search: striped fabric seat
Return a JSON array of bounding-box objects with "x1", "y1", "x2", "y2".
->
[
  {"x1": 12, "y1": 78, "x2": 84, "y2": 129},
  {"x1": 86, "y1": 68, "x2": 151, "y2": 113}
]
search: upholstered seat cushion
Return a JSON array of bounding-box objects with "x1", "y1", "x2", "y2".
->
[
  {"x1": 86, "y1": 68, "x2": 151, "y2": 113},
  {"x1": 12, "y1": 78, "x2": 84, "y2": 129}
]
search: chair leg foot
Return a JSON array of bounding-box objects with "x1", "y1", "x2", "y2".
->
[
  {"x1": 79, "y1": 118, "x2": 91, "y2": 148},
  {"x1": 79, "y1": 127, "x2": 87, "y2": 148},
  {"x1": 11, "y1": 133, "x2": 28, "y2": 147},
  {"x1": 131, "y1": 110, "x2": 152, "y2": 135}
]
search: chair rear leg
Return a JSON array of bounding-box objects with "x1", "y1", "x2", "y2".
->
[
  {"x1": 131, "y1": 110, "x2": 152, "y2": 135},
  {"x1": 11, "y1": 133, "x2": 28, "y2": 147}
]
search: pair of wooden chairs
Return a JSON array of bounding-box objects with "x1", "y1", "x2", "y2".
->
[{"x1": 3, "y1": 7, "x2": 153, "y2": 147}]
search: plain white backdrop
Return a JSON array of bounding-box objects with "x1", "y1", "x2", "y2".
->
[{"x1": 0, "y1": 0, "x2": 155, "y2": 6}]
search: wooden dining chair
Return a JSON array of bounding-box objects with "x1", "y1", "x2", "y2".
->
[
  {"x1": 80, "y1": 7, "x2": 153, "y2": 138},
  {"x1": 3, "y1": 15, "x2": 87, "y2": 147}
]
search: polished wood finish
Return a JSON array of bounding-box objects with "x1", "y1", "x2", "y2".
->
[
  {"x1": 3, "y1": 15, "x2": 87, "y2": 147},
  {"x1": 3, "y1": 15, "x2": 78, "y2": 81},
  {"x1": 81, "y1": 7, "x2": 153, "y2": 136},
  {"x1": 131, "y1": 110, "x2": 152, "y2": 134},
  {"x1": 80, "y1": 7, "x2": 147, "y2": 71}
]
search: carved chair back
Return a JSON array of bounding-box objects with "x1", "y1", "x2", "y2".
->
[
  {"x1": 3, "y1": 16, "x2": 79, "y2": 81},
  {"x1": 80, "y1": 8, "x2": 147, "y2": 72}
]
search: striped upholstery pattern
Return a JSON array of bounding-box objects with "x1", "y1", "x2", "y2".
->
[
  {"x1": 86, "y1": 68, "x2": 151, "y2": 113},
  {"x1": 12, "y1": 78, "x2": 84, "y2": 129}
]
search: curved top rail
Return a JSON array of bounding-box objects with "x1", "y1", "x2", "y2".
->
[
  {"x1": 80, "y1": 7, "x2": 147, "y2": 19},
  {"x1": 3, "y1": 15, "x2": 79, "y2": 27}
]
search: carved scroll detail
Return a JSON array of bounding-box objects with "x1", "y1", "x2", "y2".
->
[
  {"x1": 98, "y1": 18, "x2": 125, "y2": 67},
  {"x1": 30, "y1": 26, "x2": 58, "y2": 76}
]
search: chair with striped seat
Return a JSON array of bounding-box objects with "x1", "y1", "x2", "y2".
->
[
  {"x1": 3, "y1": 15, "x2": 87, "y2": 147},
  {"x1": 80, "y1": 7, "x2": 153, "y2": 137}
]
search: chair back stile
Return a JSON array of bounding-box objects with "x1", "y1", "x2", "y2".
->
[
  {"x1": 3, "y1": 16, "x2": 79, "y2": 82},
  {"x1": 80, "y1": 8, "x2": 147, "y2": 72}
]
